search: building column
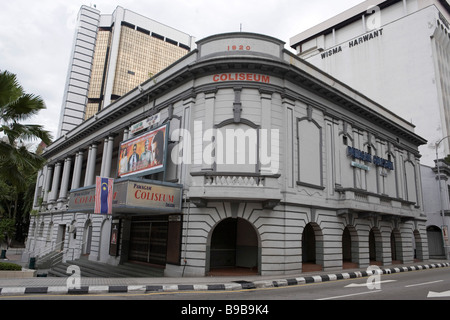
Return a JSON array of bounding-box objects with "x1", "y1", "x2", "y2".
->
[
  {"x1": 49, "y1": 162, "x2": 62, "y2": 203},
  {"x1": 42, "y1": 165, "x2": 53, "y2": 203},
  {"x1": 84, "y1": 143, "x2": 98, "y2": 186},
  {"x1": 71, "y1": 150, "x2": 84, "y2": 190},
  {"x1": 32, "y1": 168, "x2": 43, "y2": 208},
  {"x1": 104, "y1": 136, "x2": 115, "y2": 177},
  {"x1": 58, "y1": 157, "x2": 73, "y2": 201},
  {"x1": 99, "y1": 136, "x2": 115, "y2": 177},
  {"x1": 100, "y1": 138, "x2": 109, "y2": 177},
  {"x1": 83, "y1": 146, "x2": 93, "y2": 187}
]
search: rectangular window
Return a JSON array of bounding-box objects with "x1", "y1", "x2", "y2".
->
[{"x1": 297, "y1": 118, "x2": 323, "y2": 189}]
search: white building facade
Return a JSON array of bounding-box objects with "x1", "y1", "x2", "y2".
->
[
  {"x1": 26, "y1": 32, "x2": 428, "y2": 277},
  {"x1": 421, "y1": 161, "x2": 450, "y2": 259},
  {"x1": 290, "y1": 0, "x2": 450, "y2": 167}
]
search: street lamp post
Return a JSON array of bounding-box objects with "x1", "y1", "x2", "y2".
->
[{"x1": 435, "y1": 135, "x2": 450, "y2": 260}]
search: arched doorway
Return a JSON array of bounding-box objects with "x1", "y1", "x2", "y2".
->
[
  {"x1": 369, "y1": 227, "x2": 382, "y2": 266},
  {"x1": 342, "y1": 226, "x2": 359, "y2": 269},
  {"x1": 427, "y1": 225, "x2": 445, "y2": 259},
  {"x1": 413, "y1": 230, "x2": 423, "y2": 262},
  {"x1": 302, "y1": 223, "x2": 323, "y2": 272},
  {"x1": 390, "y1": 229, "x2": 402, "y2": 264},
  {"x1": 209, "y1": 218, "x2": 259, "y2": 275}
]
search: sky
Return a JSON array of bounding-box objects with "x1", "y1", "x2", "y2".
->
[{"x1": 0, "y1": 0, "x2": 366, "y2": 142}]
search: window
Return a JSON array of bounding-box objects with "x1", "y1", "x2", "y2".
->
[
  {"x1": 215, "y1": 123, "x2": 259, "y2": 173},
  {"x1": 297, "y1": 118, "x2": 323, "y2": 188},
  {"x1": 404, "y1": 161, "x2": 417, "y2": 203}
]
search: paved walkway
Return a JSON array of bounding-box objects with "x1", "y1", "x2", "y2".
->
[{"x1": 1, "y1": 251, "x2": 449, "y2": 296}]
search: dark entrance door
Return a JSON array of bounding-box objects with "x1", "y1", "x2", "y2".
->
[
  {"x1": 210, "y1": 218, "x2": 258, "y2": 272},
  {"x1": 302, "y1": 223, "x2": 316, "y2": 263},
  {"x1": 129, "y1": 217, "x2": 168, "y2": 266},
  {"x1": 427, "y1": 226, "x2": 445, "y2": 258},
  {"x1": 342, "y1": 227, "x2": 352, "y2": 262},
  {"x1": 390, "y1": 232, "x2": 398, "y2": 262}
]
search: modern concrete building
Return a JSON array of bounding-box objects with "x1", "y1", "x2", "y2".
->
[
  {"x1": 290, "y1": 0, "x2": 450, "y2": 167},
  {"x1": 289, "y1": 0, "x2": 450, "y2": 261},
  {"x1": 57, "y1": 5, "x2": 195, "y2": 138},
  {"x1": 26, "y1": 32, "x2": 428, "y2": 277}
]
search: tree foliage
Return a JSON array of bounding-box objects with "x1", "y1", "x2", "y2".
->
[
  {"x1": 0, "y1": 70, "x2": 52, "y2": 243},
  {"x1": 0, "y1": 218, "x2": 15, "y2": 247}
]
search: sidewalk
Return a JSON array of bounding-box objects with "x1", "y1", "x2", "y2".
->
[{"x1": 1, "y1": 251, "x2": 449, "y2": 296}]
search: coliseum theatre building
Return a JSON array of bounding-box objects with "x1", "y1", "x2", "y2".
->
[{"x1": 25, "y1": 32, "x2": 428, "y2": 277}]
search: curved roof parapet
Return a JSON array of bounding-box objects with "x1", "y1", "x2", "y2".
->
[
  {"x1": 44, "y1": 32, "x2": 426, "y2": 157},
  {"x1": 196, "y1": 32, "x2": 285, "y2": 61}
]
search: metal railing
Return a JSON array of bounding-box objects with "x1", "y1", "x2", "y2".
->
[
  {"x1": 34, "y1": 241, "x2": 86, "y2": 271},
  {"x1": 33, "y1": 240, "x2": 64, "y2": 259}
]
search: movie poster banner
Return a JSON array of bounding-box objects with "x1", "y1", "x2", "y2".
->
[{"x1": 118, "y1": 123, "x2": 168, "y2": 178}]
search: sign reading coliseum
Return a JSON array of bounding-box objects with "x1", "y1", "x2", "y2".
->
[
  {"x1": 68, "y1": 178, "x2": 182, "y2": 214},
  {"x1": 212, "y1": 73, "x2": 270, "y2": 83},
  {"x1": 112, "y1": 179, "x2": 182, "y2": 214}
]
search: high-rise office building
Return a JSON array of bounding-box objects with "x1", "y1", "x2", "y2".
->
[
  {"x1": 57, "y1": 5, "x2": 195, "y2": 137},
  {"x1": 290, "y1": 0, "x2": 450, "y2": 166}
]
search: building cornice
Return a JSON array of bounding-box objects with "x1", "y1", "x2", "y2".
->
[{"x1": 43, "y1": 32, "x2": 426, "y2": 160}]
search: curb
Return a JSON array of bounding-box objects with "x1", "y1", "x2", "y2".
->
[{"x1": 0, "y1": 262, "x2": 449, "y2": 296}]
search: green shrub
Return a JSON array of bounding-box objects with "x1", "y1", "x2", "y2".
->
[{"x1": 0, "y1": 262, "x2": 22, "y2": 271}]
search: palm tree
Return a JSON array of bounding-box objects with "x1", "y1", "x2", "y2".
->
[{"x1": 0, "y1": 70, "x2": 52, "y2": 222}]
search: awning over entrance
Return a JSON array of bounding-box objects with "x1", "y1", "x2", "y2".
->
[{"x1": 68, "y1": 177, "x2": 183, "y2": 216}]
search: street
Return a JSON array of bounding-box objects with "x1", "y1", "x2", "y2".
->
[
  {"x1": 2, "y1": 266, "x2": 448, "y2": 319},
  {"x1": 2, "y1": 265, "x2": 448, "y2": 301}
]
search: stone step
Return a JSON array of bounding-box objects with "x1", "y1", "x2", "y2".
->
[{"x1": 48, "y1": 259, "x2": 164, "y2": 278}]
